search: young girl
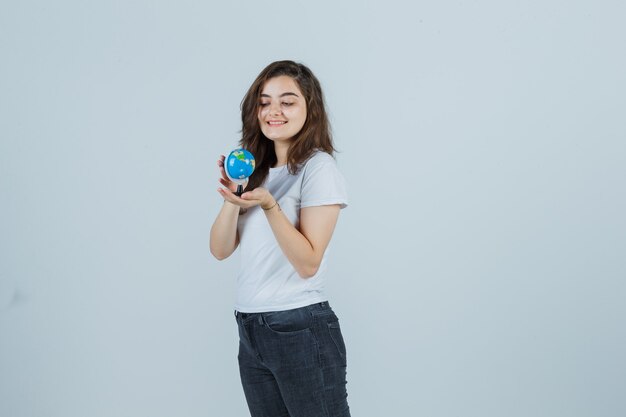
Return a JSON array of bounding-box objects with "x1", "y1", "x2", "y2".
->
[{"x1": 210, "y1": 60, "x2": 351, "y2": 417}]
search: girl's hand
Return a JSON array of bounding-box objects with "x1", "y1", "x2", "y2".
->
[
  {"x1": 217, "y1": 155, "x2": 244, "y2": 193},
  {"x1": 218, "y1": 186, "x2": 275, "y2": 210}
]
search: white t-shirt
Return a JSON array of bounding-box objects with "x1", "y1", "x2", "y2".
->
[{"x1": 235, "y1": 151, "x2": 348, "y2": 313}]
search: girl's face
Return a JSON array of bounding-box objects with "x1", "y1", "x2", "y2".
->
[{"x1": 258, "y1": 76, "x2": 307, "y2": 143}]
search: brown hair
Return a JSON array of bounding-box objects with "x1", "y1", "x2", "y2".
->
[{"x1": 239, "y1": 60, "x2": 335, "y2": 191}]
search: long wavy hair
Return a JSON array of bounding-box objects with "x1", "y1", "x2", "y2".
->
[{"x1": 240, "y1": 60, "x2": 335, "y2": 191}]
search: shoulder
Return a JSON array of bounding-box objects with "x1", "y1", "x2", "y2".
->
[
  {"x1": 301, "y1": 151, "x2": 337, "y2": 172},
  {"x1": 299, "y1": 151, "x2": 348, "y2": 208}
]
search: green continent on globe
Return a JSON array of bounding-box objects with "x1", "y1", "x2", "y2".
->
[{"x1": 234, "y1": 151, "x2": 246, "y2": 161}]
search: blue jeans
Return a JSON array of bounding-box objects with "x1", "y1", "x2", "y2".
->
[{"x1": 235, "y1": 301, "x2": 351, "y2": 417}]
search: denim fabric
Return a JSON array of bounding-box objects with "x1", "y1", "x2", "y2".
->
[{"x1": 235, "y1": 302, "x2": 351, "y2": 417}]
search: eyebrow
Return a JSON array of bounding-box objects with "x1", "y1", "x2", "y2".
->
[{"x1": 260, "y1": 92, "x2": 300, "y2": 98}]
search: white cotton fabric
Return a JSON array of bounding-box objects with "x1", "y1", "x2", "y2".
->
[{"x1": 235, "y1": 151, "x2": 348, "y2": 313}]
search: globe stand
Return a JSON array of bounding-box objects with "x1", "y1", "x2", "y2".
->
[{"x1": 235, "y1": 184, "x2": 244, "y2": 197}]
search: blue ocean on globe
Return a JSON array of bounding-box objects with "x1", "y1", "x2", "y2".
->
[{"x1": 226, "y1": 149, "x2": 256, "y2": 181}]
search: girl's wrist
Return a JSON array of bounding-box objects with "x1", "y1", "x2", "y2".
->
[
  {"x1": 258, "y1": 191, "x2": 272, "y2": 209},
  {"x1": 261, "y1": 200, "x2": 279, "y2": 211},
  {"x1": 260, "y1": 192, "x2": 278, "y2": 210}
]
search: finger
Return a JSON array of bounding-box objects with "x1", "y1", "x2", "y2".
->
[
  {"x1": 240, "y1": 193, "x2": 263, "y2": 203},
  {"x1": 219, "y1": 186, "x2": 236, "y2": 197},
  {"x1": 240, "y1": 188, "x2": 254, "y2": 198},
  {"x1": 219, "y1": 188, "x2": 255, "y2": 208},
  {"x1": 241, "y1": 187, "x2": 265, "y2": 200},
  {"x1": 219, "y1": 180, "x2": 237, "y2": 192},
  {"x1": 221, "y1": 185, "x2": 258, "y2": 203},
  {"x1": 219, "y1": 187, "x2": 244, "y2": 203},
  {"x1": 219, "y1": 164, "x2": 229, "y2": 181},
  {"x1": 218, "y1": 188, "x2": 240, "y2": 205}
]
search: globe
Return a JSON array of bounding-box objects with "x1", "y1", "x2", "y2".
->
[{"x1": 225, "y1": 149, "x2": 256, "y2": 183}]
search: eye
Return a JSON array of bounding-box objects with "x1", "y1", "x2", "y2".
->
[
  {"x1": 259, "y1": 102, "x2": 270, "y2": 107},
  {"x1": 282, "y1": 102, "x2": 294, "y2": 107}
]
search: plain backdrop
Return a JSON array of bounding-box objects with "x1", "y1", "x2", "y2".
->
[{"x1": 1, "y1": 1, "x2": 625, "y2": 416}]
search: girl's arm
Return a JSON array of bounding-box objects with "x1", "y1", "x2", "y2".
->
[
  {"x1": 209, "y1": 201, "x2": 240, "y2": 260},
  {"x1": 209, "y1": 155, "x2": 242, "y2": 260},
  {"x1": 265, "y1": 203, "x2": 341, "y2": 278},
  {"x1": 219, "y1": 187, "x2": 340, "y2": 278}
]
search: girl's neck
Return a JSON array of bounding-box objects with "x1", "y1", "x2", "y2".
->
[{"x1": 273, "y1": 142, "x2": 290, "y2": 168}]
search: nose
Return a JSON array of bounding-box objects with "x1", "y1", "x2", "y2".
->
[{"x1": 269, "y1": 102, "x2": 282, "y2": 116}]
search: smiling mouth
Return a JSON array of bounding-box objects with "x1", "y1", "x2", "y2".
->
[{"x1": 267, "y1": 121, "x2": 287, "y2": 126}]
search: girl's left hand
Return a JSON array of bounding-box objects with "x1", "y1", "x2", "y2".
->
[{"x1": 219, "y1": 186, "x2": 274, "y2": 209}]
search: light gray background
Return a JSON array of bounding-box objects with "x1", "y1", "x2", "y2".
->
[{"x1": 1, "y1": 1, "x2": 625, "y2": 416}]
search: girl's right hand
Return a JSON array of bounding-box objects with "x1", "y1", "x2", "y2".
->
[{"x1": 217, "y1": 155, "x2": 242, "y2": 193}]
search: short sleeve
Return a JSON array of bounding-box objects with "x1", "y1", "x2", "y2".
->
[{"x1": 300, "y1": 152, "x2": 348, "y2": 209}]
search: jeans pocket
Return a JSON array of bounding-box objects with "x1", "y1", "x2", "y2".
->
[
  {"x1": 327, "y1": 321, "x2": 347, "y2": 359},
  {"x1": 263, "y1": 308, "x2": 313, "y2": 334}
]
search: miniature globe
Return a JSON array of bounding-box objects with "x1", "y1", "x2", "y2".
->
[{"x1": 225, "y1": 149, "x2": 255, "y2": 184}]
